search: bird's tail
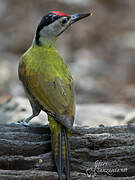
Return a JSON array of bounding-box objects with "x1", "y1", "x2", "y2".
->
[{"x1": 48, "y1": 115, "x2": 71, "y2": 180}]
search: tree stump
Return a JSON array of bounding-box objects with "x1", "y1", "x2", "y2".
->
[{"x1": 0, "y1": 124, "x2": 135, "y2": 179}]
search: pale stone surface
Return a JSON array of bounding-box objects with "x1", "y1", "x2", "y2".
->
[
  {"x1": 75, "y1": 103, "x2": 134, "y2": 127},
  {"x1": 0, "y1": 97, "x2": 134, "y2": 127}
]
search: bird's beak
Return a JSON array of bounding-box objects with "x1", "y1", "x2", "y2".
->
[{"x1": 70, "y1": 13, "x2": 92, "y2": 25}]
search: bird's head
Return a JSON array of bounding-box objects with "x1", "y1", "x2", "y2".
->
[{"x1": 35, "y1": 11, "x2": 92, "y2": 46}]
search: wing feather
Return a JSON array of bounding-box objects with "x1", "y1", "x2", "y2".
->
[{"x1": 28, "y1": 74, "x2": 75, "y2": 118}]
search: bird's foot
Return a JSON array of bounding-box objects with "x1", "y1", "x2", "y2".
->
[{"x1": 16, "y1": 120, "x2": 30, "y2": 127}]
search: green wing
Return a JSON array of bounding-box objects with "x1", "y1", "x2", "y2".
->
[
  {"x1": 19, "y1": 49, "x2": 75, "y2": 122},
  {"x1": 29, "y1": 74, "x2": 75, "y2": 119}
]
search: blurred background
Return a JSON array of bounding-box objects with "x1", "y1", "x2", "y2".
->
[{"x1": 1, "y1": 0, "x2": 135, "y2": 107}]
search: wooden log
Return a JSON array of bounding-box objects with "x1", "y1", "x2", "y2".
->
[{"x1": 0, "y1": 124, "x2": 135, "y2": 179}]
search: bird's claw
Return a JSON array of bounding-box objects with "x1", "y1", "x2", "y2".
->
[{"x1": 16, "y1": 120, "x2": 30, "y2": 127}]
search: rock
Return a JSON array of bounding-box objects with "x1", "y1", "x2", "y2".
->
[
  {"x1": 0, "y1": 96, "x2": 48, "y2": 125},
  {"x1": 75, "y1": 104, "x2": 134, "y2": 127},
  {"x1": 125, "y1": 111, "x2": 135, "y2": 125},
  {"x1": 0, "y1": 96, "x2": 134, "y2": 127}
]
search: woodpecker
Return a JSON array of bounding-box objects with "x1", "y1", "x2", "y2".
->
[{"x1": 18, "y1": 11, "x2": 91, "y2": 180}]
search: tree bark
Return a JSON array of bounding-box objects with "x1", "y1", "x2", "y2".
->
[{"x1": 0, "y1": 124, "x2": 135, "y2": 179}]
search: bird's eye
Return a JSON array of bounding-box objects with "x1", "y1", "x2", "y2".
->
[{"x1": 61, "y1": 18, "x2": 68, "y2": 24}]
